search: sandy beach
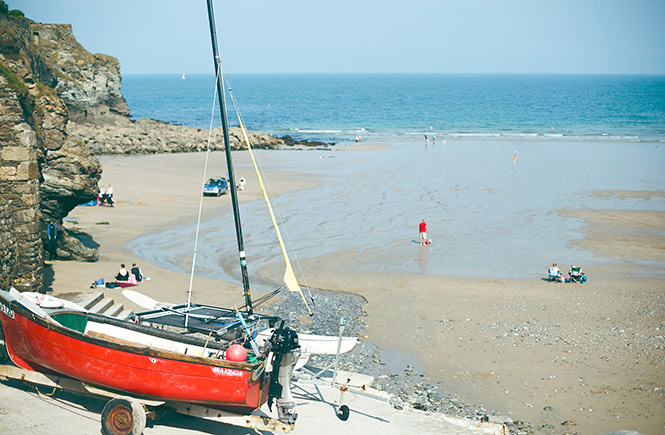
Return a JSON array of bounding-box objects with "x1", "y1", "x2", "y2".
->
[{"x1": 47, "y1": 141, "x2": 665, "y2": 434}]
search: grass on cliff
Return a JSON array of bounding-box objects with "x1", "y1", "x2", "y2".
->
[
  {"x1": 0, "y1": 61, "x2": 29, "y2": 96},
  {"x1": 0, "y1": 1, "x2": 24, "y2": 18},
  {"x1": 0, "y1": 60, "x2": 44, "y2": 137}
]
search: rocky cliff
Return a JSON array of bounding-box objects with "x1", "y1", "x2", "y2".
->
[
  {"x1": 29, "y1": 22, "x2": 129, "y2": 124},
  {"x1": 1, "y1": 6, "x2": 102, "y2": 292}
]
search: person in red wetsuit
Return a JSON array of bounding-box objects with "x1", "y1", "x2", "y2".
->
[{"x1": 419, "y1": 219, "x2": 427, "y2": 246}]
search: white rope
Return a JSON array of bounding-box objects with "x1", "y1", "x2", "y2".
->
[
  {"x1": 186, "y1": 66, "x2": 223, "y2": 320},
  {"x1": 223, "y1": 71, "x2": 315, "y2": 305}
]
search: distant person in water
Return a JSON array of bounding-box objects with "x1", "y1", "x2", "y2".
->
[
  {"x1": 130, "y1": 263, "x2": 143, "y2": 282},
  {"x1": 424, "y1": 134, "x2": 428, "y2": 144},
  {"x1": 419, "y1": 219, "x2": 428, "y2": 246},
  {"x1": 115, "y1": 264, "x2": 129, "y2": 281}
]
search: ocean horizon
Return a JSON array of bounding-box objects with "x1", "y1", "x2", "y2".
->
[{"x1": 121, "y1": 73, "x2": 665, "y2": 144}]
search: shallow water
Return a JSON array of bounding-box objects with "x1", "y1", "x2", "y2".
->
[{"x1": 128, "y1": 137, "x2": 665, "y2": 288}]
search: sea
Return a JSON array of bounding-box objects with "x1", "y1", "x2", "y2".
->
[
  {"x1": 122, "y1": 74, "x2": 665, "y2": 284},
  {"x1": 122, "y1": 73, "x2": 665, "y2": 144}
]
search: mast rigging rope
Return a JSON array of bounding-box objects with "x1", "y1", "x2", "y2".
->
[{"x1": 185, "y1": 66, "x2": 222, "y2": 325}]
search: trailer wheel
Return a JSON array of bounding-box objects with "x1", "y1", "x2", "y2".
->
[
  {"x1": 101, "y1": 397, "x2": 146, "y2": 435},
  {"x1": 0, "y1": 324, "x2": 8, "y2": 364},
  {"x1": 336, "y1": 404, "x2": 350, "y2": 421},
  {"x1": 0, "y1": 342, "x2": 7, "y2": 364}
]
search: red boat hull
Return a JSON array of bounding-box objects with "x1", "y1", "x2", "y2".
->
[{"x1": 0, "y1": 299, "x2": 268, "y2": 413}]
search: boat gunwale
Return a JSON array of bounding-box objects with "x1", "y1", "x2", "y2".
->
[{"x1": 0, "y1": 294, "x2": 266, "y2": 372}]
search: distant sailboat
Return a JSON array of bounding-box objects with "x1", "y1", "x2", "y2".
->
[{"x1": 181, "y1": 73, "x2": 186, "y2": 80}]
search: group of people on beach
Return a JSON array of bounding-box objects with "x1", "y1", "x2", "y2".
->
[
  {"x1": 98, "y1": 184, "x2": 115, "y2": 207},
  {"x1": 115, "y1": 263, "x2": 144, "y2": 283},
  {"x1": 547, "y1": 262, "x2": 586, "y2": 283}
]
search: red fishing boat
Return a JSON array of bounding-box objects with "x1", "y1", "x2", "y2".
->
[
  {"x1": 1, "y1": 289, "x2": 270, "y2": 411},
  {"x1": 0, "y1": 289, "x2": 300, "y2": 434}
]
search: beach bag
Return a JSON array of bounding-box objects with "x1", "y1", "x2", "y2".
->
[
  {"x1": 94, "y1": 277, "x2": 104, "y2": 286},
  {"x1": 105, "y1": 282, "x2": 117, "y2": 289}
]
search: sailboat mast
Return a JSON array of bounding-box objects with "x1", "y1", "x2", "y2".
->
[{"x1": 205, "y1": 0, "x2": 253, "y2": 314}]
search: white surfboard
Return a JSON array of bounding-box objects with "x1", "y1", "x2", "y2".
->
[
  {"x1": 256, "y1": 329, "x2": 357, "y2": 355},
  {"x1": 122, "y1": 289, "x2": 172, "y2": 310}
]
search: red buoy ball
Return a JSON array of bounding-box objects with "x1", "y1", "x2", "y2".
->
[{"x1": 226, "y1": 344, "x2": 247, "y2": 362}]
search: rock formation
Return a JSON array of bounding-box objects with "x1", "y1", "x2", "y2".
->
[
  {"x1": 1, "y1": 5, "x2": 102, "y2": 292},
  {"x1": 29, "y1": 22, "x2": 129, "y2": 124},
  {"x1": 68, "y1": 119, "x2": 287, "y2": 155}
]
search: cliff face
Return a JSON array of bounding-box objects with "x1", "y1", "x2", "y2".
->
[
  {"x1": 30, "y1": 23, "x2": 129, "y2": 123},
  {"x1": 0, "y1": 10, "x2": 107, "y2": 292}
]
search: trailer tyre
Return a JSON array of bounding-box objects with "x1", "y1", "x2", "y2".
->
[
  {"x1": 101, "y1": 397, "x2": 146, "y2": 435},
  {"x1": 0, "y1": 342, "x2": 7, "y2": 364},
  {"x1": 0, "y1": 324, "x2": 8, "y2": 364},
  {"x1": 337, "y1": 404, "x2": 350, "y2": 421}
]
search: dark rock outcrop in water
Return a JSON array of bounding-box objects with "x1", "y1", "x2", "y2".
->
[
  {"x1": 68, "y1": 118, "x2": 295, "y2": 154},
  {"x1": 0, "y1": 5, "x2": 102, "y2": 291},
  {"x1": 67, "y1": 121, "x2": 333, "y2": 155}
]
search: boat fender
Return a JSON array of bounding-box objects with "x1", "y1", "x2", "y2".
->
[{"x1": 225, "y1": 344, "x2": 247, "y2": 362}]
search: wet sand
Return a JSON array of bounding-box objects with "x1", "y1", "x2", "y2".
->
[{"x1": 50, "y1": 144, "x2": 665, "y2": 434}]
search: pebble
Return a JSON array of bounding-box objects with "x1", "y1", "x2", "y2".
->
[
  {"x1": 488, "y1": 415, "x2": 514, "y2": 425},
  {"x1": 266, "y1": 288, "x2": 541, "y2": 431}
]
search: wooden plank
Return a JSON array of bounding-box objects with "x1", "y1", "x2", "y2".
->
[
  {"x1": 168, "y1": 402, "x2": 294, "y2": 433},
  {"x1": 0, "y1": 364, "x2": 164, "y2": 406}
]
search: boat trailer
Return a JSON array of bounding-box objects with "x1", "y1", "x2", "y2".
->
[
  {"x1": 0, "y1": 364, "x2": 293, "y2": 435},
  {"x1": 293, "y1": 317, "x2": 404, "y2": 422}
]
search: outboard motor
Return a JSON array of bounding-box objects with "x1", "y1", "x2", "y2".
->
[{"x1": 267, "y1": 324, "x2": 300, "y2": 424}]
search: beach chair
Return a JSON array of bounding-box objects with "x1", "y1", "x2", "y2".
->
[{"x1": 569, "y1": 265, "x2": 585, "y2": 283}]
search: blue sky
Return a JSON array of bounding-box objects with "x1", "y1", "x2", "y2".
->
[{"x1": 7, "y1": 0, "x2": 665, "y2": 75}]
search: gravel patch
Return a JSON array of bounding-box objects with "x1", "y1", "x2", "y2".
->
[{"x1": 265, "y1": 288, "x2": 536, "y2": 434}]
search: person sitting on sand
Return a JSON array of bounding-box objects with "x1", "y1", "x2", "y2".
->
[
  {"x1": 98, "y1": 186, "x2": 107, "y2": 206},
  {"x1": 548, "y1": 263, "x2": 562, "y2": 281},
  {"x1": 130, "y1": 263, "x2": 143, "y2": 282},
  {"x1": 115, "y1": 264, "x2": 129, "y2": 281},
  {"x1": 106, "y1": 184, "x2": 115, "y2": 206}
]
